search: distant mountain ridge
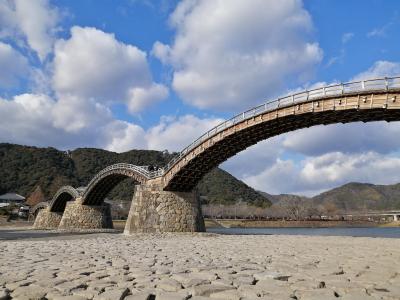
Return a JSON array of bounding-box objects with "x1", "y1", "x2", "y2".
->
[
  {"x1": 0, "y1": 143, "x2": 270, "y2": 206},
  {"x1": 260, "y1": 182, "x2": 400, "y2": 211}
]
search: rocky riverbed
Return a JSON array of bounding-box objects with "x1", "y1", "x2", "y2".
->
[{"x1": 0, "y1": 231, "x2": 399, "y2": 299}]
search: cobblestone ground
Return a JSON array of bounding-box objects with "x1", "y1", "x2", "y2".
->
[{"x1": 0, "y1": 232, "x2": 399, "y2": 300}]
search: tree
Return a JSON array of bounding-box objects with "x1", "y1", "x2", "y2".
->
[
  {"x1": 278, "y1": 198, "x2": 312, "y2": 221},
  {"x1": 25, "y1": 186, "x2": 46, "y2": 207}
]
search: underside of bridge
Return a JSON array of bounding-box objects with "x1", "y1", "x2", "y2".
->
[
  {"x1": 83, "y1": 174, "x2": 130, "y2": 205},
  {"x1": 50, "y1": 192, "x2": 75, "y2": 212}
]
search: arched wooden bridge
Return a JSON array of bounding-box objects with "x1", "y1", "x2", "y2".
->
[
  {"x1": 161, "y1": 76, "x2": 400, "y2": 191},
  {"x1": 36, "y1": 76, "x2": 400, "y2": 232}
]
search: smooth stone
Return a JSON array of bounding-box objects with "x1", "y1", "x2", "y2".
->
[
  {"x1": 157, "y1": 278, "x2": 182, "y2": 292},
  {"x1": 192, "y1": 284, "x2": 236, "y2": 297}
]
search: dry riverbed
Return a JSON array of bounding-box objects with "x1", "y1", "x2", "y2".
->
[{"x1": 0, "y1": 231, "x2": 399, "y2": 300}]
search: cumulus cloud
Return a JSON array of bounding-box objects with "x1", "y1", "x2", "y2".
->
[
  {"x1": 243, "y1": 152, "x2": 400, "y2": 195},
  {"x1": 102, "y1": 120, "x2": 147, "y2": 152},
  {"x1": 52, "y1": 94, "x2": 112, "y2": 133},
  {"x1": 127, "y1": 83, "x2": 169, "y2": 114},
  {"x1": 0, "y1": 42, "x2": 29, "y2": 88},
  {"x1": 0, "y1": 86, "x2": 223, "y2": 154},
  {"x1": 53, "y1": 26, "x2": 168, "y2": 113},
  {"x1": 222, "y1": 138, "x2": 284, "y2": 178},
  {"x1": 353, "y1": 60, "x2": 400, "y2": 81},
  {"x1": 0, "y1": 0, "x2": 60, "y2": 60},
  {"x1": 282, "y1": 122, "x2": 400, "y2": 157},
  {"x1": 154, "y1": 0, "x2": 323, "y2": 111},
  {"x1": 341, "y1": 32, "x2": 354, "y2": 44},
  {"x1": 0, "y1": 93, "x2": 60, "y2": 147},
  {"x1": 146, "y1": 114, "x2": 224, "y2": 152}
]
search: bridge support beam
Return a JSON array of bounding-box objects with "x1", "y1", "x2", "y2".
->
[
  {"x1": 58, "y1": 198, "x2": 113, "y2": 230},
  {"x1": 124, "y1": 183, "x2": 205, "y2": 234},
  {"x1": 33, "y1": 208, "x2": 62, "y2": 229}
]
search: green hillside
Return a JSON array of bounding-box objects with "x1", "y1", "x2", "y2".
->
[
  {"x1": 312, "y1": 182, "x2": 400, "y2": 211},
  {"x1": 261, "y1": 182, "x2": 400, "y2": 212},
  {"x1": 0, "y1": 143, "x2": 271, "y2": 207}
]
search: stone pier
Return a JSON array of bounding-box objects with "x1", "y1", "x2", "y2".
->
[
  {"x1": 58, "y1": 198, "x2": 113, "y2": 230},
  {"x1": 33, "y1": 208, "x2": 62, "y2": 229},
  {"x1": 124, "y1": 183, "x2": 205, "y2": 234}
]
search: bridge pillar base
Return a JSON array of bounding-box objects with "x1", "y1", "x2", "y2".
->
[
  {"x1": 124, "y1": 184, "x2": 205, "y2": 234},
  {"x1": 58, "y1": 198, "x2": 113, "y2": 230},
  {"x1": 33, "y1": 208, "x2": 62, "y2": 229}
]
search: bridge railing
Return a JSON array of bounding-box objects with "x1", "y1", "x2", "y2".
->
[
  {"x1": 162, "y1": 76, "x2": 400, "y2": 174},
  {"x1": 86, "y1": 163, "x2": 159, "y2": 183}
]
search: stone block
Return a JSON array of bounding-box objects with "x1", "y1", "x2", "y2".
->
[
  {"x1": 58, "y1": 198, "x2": 113, "y2": 230},
  {"x1": 124, "y1": 183, "x2": 205, "y2": 234},
  {"x1": 33, "y1": 208, "x2": 62, "y2": 229}
]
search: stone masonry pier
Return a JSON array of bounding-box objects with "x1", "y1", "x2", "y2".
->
[
  {"x1": 58, "y1": 198, "x2": 113, "y2": 230},
  {"x1": 33, "y1": 208, "x2": 62, "y2": 229},
  {"x1": 124, "y1": 182, "x2": 205, "y2": 234}
]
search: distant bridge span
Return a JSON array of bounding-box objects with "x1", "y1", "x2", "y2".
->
[
  {"x1": 81, "y1": 164, "x2": 160, "y2": 205},
  {"x1": 49, "y1": 186, "x2": 82, "y2": 212}
]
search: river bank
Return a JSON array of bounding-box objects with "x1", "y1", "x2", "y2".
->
[
  {"x1": 204, "y1": 218, "x2": 400, "y2": 228},
  {"x1": 0, "y1": 230, "x2": 399, "y2": 299}
]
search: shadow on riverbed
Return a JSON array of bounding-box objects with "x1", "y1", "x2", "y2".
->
[{"x1": 0, "y1": 228, "x2": 122, "y2": 241}]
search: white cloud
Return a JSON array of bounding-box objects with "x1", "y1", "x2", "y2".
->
[
  {"x1": 146, "y1": 114, "x2": 224, "y2": 152},
  {"x1": 0, "y1": 1, "x2": 17, "y2": 38},
  {"x1": 282, "y1": 122, "x2": 400, "y2": 157},
  {"x1": 0, "y1": 93, "x2": 60, "y2": 147},
  {"x1": 53, "y1": 26, "x2": 168, "y2": 113},
  {"x1": 341, "y1": 32, "x2": 354, "y2": 44},
  {"x1": 243, "y1": 152, "x2": 400, "y2": 196},
  {"x1": 0, "y1": 42, "x2": 29, "y2": 88},
  {"x1": 102, "y1": 120, "x2": 147, "y2": 152},
  {"x1": 51, "y1": 94, "x2": 112, "y2": 133},
  {"x1": 221, "y1": 138, "x2": 283, "y2": 178},
  {"x1": 0, "y1": 88, "x2": 222, "y2": 154},
  {"x1": 154, "y1": 0, "x2": 323, "y2": 111},
  {"x1": 0, "y1": 0, "x2": 60, "y2": 60},
  {"x1": 367, "y1": 21, "x2": 393, "y2": 38},
  {"x1": 353, "y1": 60, "x2": 400, "y2": 81},
  {"x1": 127, "y1": 83, "x2": 169, "y2": 114},
  {"x1": 301, "y1": 152, "x2": 400, "y2": 189}
]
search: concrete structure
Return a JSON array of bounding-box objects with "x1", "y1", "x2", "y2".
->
[
  {"x1": 342, "y1": 211, "x2": 400, "y2": 222},
  {"x1": 35, "y1": 76, "x2": 400, "y2": 232}
]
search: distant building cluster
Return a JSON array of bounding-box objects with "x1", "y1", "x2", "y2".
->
[
  {"x1": 0, "y1": 186, "x2": 47, "y2": 219},
  {"x1": 0, "y1": 193, "x2": 25, "y2": 207}
]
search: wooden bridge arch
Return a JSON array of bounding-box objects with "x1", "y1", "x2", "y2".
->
[
  {"x1": 80, "y1": 164, "x2": 153, "y2": 205},
  {"x1": 49, "y1": 186, "x2": 82, "y2": 212},
  {"x1": 161, "y1": 77, "x2": 400, "y2": 191}
]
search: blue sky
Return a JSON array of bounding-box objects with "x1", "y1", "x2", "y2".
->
[{"x1": 1, "y1": 0, "x2": 400, "y2": 196}]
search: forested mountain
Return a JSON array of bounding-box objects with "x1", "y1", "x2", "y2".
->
[
  {"x1": 3, "y1": 143, "x2": 399, "y2": 211},
  {"x1": 260, "y1": 182, "x2": 400, "y2": 212},
  {"x1": 312, "y1": 182, "x2": 400, "y2": 211},
  {"x1": 0, "y1": 143, "x2": 271, "y2": 206}
]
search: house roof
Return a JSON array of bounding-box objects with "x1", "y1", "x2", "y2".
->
[{"x1": 0, "y1": 193, "x2": 25, "y2": 201}]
